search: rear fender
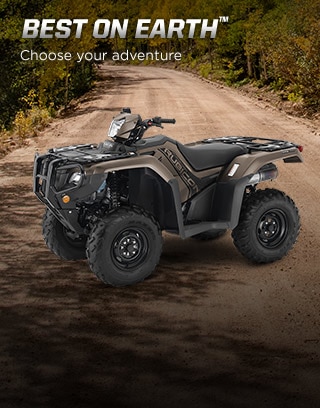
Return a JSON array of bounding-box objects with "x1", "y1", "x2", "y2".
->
[{"x1": 218, "y1": 147, "x2": 303, "y2": 182}]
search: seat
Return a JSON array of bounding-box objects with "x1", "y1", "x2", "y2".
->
[{"x1": 177, "y1": 141, "x2": 248, "y2": 171}]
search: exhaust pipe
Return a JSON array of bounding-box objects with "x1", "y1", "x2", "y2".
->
[{"x1": 249, "y1": 163, "x2": 278, "y2": 185}]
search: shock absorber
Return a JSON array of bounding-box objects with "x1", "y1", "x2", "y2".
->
[{"x1": 109, "y1": 171, "x2": 119, "y2": 208}]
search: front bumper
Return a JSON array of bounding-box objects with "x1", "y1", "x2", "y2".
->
[{"x1": 33, "y1": 153, "x2": 105, "y2": 233}]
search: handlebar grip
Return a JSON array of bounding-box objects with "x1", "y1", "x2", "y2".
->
[{"x1": 161, "y1": 118, "x2": 176, "y2": 124}]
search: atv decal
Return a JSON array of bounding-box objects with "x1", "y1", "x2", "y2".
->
[{"x1": 159, "y1": 147, "x2": 198, "y2": 194}]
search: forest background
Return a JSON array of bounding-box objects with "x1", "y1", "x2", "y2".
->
[{"x1": 0, "y1": 0, "x2": 319, "y2": 146}]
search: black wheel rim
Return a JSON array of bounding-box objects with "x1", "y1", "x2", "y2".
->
[
  {"x1": 256, "y1": 209, "x2": 288, "y2": 248},
  {"x1": 112, "y1": 228, "x2": 148, "y2": 270}
]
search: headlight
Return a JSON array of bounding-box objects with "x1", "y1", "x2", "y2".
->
[
  {"x1": 108, "y1": 118, "x2": 125, "y2": 138},
  {"x1": 69, "y1": 172, "x2": 82, "y2": 185},
  {"x1": 53, "y1": 165, "x2": 83, "y2": 191}
]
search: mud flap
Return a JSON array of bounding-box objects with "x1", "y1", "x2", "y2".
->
[
  {"x1": 170, "y1": 176, "x2": 251, "y2": 239},
  {"x1": 211, "y1": 176, "x2": 251, "y2": 229}
]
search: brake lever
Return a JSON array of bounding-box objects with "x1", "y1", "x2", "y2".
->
[{"x1": 147, "y1": 119, "x2": 163, "y2": 129}]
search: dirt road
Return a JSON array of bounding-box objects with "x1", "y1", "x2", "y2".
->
[{"x1": 0, "y1": 65, "x2": 319, "y2": 407}]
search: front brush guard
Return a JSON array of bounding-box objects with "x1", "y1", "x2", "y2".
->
[{"x1": 33, "y1": 153, "x2": 105, "y2": 234}]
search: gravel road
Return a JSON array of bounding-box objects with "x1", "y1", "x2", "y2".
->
[{"x1": 0, "y1": 64, "x2": 319, "y2": 408}]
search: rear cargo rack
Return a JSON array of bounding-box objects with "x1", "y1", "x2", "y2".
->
[{"x1": 202, "y1": 136, "x2": 297, "y2": 152}]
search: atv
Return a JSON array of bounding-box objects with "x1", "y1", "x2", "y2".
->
[{"x1": 33, "y1": 108, "x2": 303, "y2": 286}]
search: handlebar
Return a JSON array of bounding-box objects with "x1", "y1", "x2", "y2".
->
[
  {"x1": 160, "y1": 118, "x2": 176, "y2": 124},
  {"x1": 131, "y1": 116, "x2": 175, "y2": 143},
  {"x1": 117, "y1": 109, "x2": 176, "y2": 145},
  {"x1": 151, "y1": 117, "x2": 176, "y2": 125}
]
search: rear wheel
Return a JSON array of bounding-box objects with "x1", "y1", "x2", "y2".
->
[
  {"x1": 232, "y1": 189, "x2": 300, "y2": 263},
  {"x1": 87, "y1": 207, "x2": 162, "y2": 286},
  {"x1": 42, "y1": 208, "x2": 87, "y2": 260}
]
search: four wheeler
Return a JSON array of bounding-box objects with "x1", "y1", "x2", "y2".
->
[{"x1": 33, "y1": 108, "x2": 303, "y2": 286}]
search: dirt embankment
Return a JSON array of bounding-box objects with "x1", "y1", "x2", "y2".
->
[{"x1": 0, "y1": 64, "x2": 319, "y2": 408}]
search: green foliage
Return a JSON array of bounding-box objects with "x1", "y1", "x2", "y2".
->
[
  {"x1": 199, "y1": 62, "x2": 212, "y2": 79},
  {"x1": 13, "y1": 106, "x2": 51, "y2": 139},
  {"x1": 0, "y1": 0, "x2": 98, "y2": 129},
  {"x1": 13, "y1": 89, "x2": 51, "y2": 139},
  {"x1": 242, "y1": 0, "x2": 320, "y2": 108}
]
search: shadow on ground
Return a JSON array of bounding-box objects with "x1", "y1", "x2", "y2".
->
[{"x1": 0, "y1": 161, "x2": 319, "y2": 408}]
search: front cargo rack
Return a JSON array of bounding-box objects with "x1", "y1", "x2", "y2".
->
[
  {"x1": 202, "y1": 136, "x2": 298, "y2": 152},
  {"x1": 47, "y1": 143, "x2": 135, "y2": 163}
]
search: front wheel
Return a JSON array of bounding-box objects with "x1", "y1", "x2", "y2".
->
[
  {"x1": 232, "y1": 189, "x2": 300, "y2": 263},
  {"x1": 42, "y1": 208, "x2": 87, "y2": 260},
  {"x1": 86, "y1": 207, "x2": 162, "y2": 286}
]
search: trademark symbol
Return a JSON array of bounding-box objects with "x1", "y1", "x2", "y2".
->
[{"x1": 219, "y1": 16, "x2": 229, "y2": 23}]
